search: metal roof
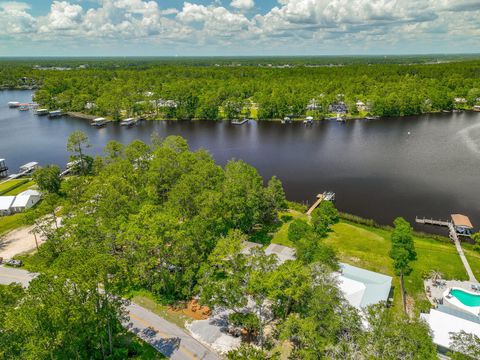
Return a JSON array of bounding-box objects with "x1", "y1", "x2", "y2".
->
[
  {"x1": 451, "y1": 214, "x2": 473, "y2": 228},
  {"x1": 340, "y1": 263, "x2": 392, "y2": 307},
  {"x1": 0, "y1": 196, "x2": 15, "y2": 211}
]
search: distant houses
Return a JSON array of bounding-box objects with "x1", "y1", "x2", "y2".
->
[
  {"x1": 0, "y1": 189, "x2": 41, "y2": 216},
  {"x1": 328, "y1": 102, "x2": 348, "y2": 114}
]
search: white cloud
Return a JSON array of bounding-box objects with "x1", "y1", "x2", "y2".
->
[
  {"x1": 230, "y1": 0, "x2": 254, "y2": 10},
  {"x1": 40, "y1": 1, "x2": 83, "y2": 31},
  {"x1": 0, "y1": 0, "x2": 479, "y2": 53},
  {"x1": 0, "y1": 1, "x2": 36, "y2": 34}
]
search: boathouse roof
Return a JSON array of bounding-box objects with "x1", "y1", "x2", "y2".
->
[{"x1": 451, "y1": 214, "x2": 473, "y2": 229}]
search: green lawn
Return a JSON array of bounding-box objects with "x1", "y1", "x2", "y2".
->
[
  {"x1": 0, "y1": 213, "x2": 25, "y2": 235},
  {"x1": 270, "y1": 213, "x2": 476, "y2": 313},
  {"x1": 3, "y1": 181, "x2": 36, "y2": 196},
  {"x1": 324, "y1": 221, "x2": 470, "y2": 311},
  {"x1": 0, "y1": 179, "x2": 29, "y2": 195}
]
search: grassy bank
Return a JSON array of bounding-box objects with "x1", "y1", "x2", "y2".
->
[
  {"x1": 271, "y1": 210, "x2": 480, "y2": 313},
  {"x1": 0, "y1": 179, "x2": 29, "y2": 195}
]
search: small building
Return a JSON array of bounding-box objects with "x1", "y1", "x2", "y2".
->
[
  {"x1": 338, "y1": 263, "x2": 392, "y2": 308},
  {"x1": 10, "y1": 190, "x2": 41, "y2": 213},
  {"x1": 328, "y1": 103, "x2": 348, "y2": 114},
  {"x1": 19, "y1": 162, "x2": 38, "y2": 173},
  {"x1": 356, "y1": 100, "x2": 368, "y2": 112},
  {"x1": 421, "y1": 305, "x2": 480, "y2": 354},
  {"x1": 451, "y1": 214, "x2": 474, "y2": 236},
  {"x1": 454, "y1": 97, "x2": 467, "y2": 104},
  {"x1": 264, "y1": 244, "x2": 296, "y2": 264},
  {"x1": 0, "y1": 196, "x2": 15, "y2": 216},
  {"x1": 0, "y1": 159, "x2": 8, "y2": 178}
]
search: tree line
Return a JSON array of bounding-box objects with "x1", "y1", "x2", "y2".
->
[{"x1": 1, "y1": 58, "x2": 479, "y2": 119}]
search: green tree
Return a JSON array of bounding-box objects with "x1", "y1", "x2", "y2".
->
[
  {"x1": 389, "y1": 217, "x2": 417, "y2": 313},
  {"x1": 33, "y1": 165, "x2": 62, "y2": 194},
  {"x1": 288, "y1": 219, "x2": 312, "y2": 243},
  {"x1": 66, "y1": 130, "x2": 91, "y2": 174},
  {"x1": 448, "y1": 331, "x2": 480, "y2": 360},
  {"x1": 311, "y1": 201, "x2": 339, "y2": 236}
]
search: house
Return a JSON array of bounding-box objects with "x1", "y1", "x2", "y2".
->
[
  {"x1": 306, "y1": 98, "x2": 321, "y2": 111},
  {"x1": 328, "y1": 102, "x2": 348, "y2": 114},
  {"x1": 356, "y1": 100, "x2": 368, "y2": 112},
  {"x1": 454, "y1": 97, "x2": 467, "y2": 104},
  {"x1": 337, "y1": 263, "x2": 392, "y2": 308},
  {"x1": 241, "y1": 241, "x2": 262, "y2": 255},
  {"x1": 421, "y1": 305, "x2": 480, "y2": 354},
  {"x1": 264, "y1": 244, "x2": 296, "y2": 264},
  {"x1": 0, "y1": 196, "x2": 15, "y2": 216},
  {"x1": 10, "y1": 190, "x2": 41, "y2": 213}
]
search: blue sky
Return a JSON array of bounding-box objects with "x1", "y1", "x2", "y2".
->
[{"x1": 0, "y1": 0, "x2": 479, "y2": 56}]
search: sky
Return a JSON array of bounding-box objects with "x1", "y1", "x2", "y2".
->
[{"x1": 0, "y1": 0, "x2": 479, "y2": 56}]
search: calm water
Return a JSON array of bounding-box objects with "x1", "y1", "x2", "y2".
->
[{"x1": 1, "y1": 90, "x2": 479, "y2": 233}]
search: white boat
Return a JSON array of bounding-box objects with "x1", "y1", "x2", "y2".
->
[
  {"x1": 35, "y1": 109, "x2": 49, "y2": 116},
  {"x1": 304, "y1": 116, "x2": 313, "y2": 124},
  {"x1": 120, "y1": 117, "x2": 136, "y2": 126},
  {"x1": 91, "y1": 117, "x2": 108, "y2": 127},
  {"x1": 48, "y1": 110, "x2": 62, "y2": 117},
  {"x1": 8, "y1": 101, "x2": 20, "y2": 108}
]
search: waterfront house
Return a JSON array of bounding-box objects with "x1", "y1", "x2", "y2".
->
[
  {"x1": 451, "y1": 214, "x2": 474, "y2": 236},
  {"x1": 356, "y1": 100, "x2": 368, "y2": 112},
  {"x1": 265, "y1": 244, "x2": 296, "y2": 264},
  {"x1": 337, "y1": 263, "x2": 392, "y2": 308},
  {"x1": 421, "y1": 305, "x2": 480, "y2": 355},
  {"x1": 0, "y1": 196, "x2": 15, "y2": 216},
  {"x1": 306, "y1": 98, "x2": 321, "y2": 110},
  {"x1": 454, "y1": 97, "x2": 467, "y2": 104},
  {"x1": 328, "y1": 102, "x2": 348, "y2": 114},
  {"x1": 10, "y1": 190, "x2": 41, "y2": 213}
]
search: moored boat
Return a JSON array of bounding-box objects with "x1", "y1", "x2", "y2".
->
[
  {"x1": 91, "y1": 117, "x2": 108, "y2": 127},
  {"x1": 35, "y1": 108, "x2": 49, "y2": 115},
  {"x1": 48, "y1": 110, "x2": 62, "y2": 117},
  {"x1": 120, "y1": 117, "x2": 136, "y2": 126},
  {"x1": 8, "y1": 101, "x2": 20, "y2": 108}
]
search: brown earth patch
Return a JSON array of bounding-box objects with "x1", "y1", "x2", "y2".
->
[{"x1": 167, "y1": 299, "x2": 211, "y2": 320}]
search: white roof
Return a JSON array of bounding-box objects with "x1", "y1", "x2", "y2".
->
[
  {"x1": 21, "y1": 162, "x2": 38, "y2": 168},
  {"x1": 421, "y1": 306, "x2": 480, "y2": 350},
  {"x1": 18, "y1": 189, "x2": 40, "y2": 197},
  {"x1": 12, "y1": 190, "x2": 40, "y2": 208},
  {"x1": 339, "y1": 263, "x2": 392, "y2": 307},
  {"x1": 0, "y1": 196, "x2": 15, "y2": 211},
  {"x1": 265, "y1": 244, "x2": 296, "y2": 264},
  {"x1": 93, "y1": 117, "x2": 106, "y2": 121},
  {"x1": 338, "y1": 275, "x2": 366, "y2": 308}
]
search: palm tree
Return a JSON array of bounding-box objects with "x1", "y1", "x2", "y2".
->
[{"x1": 429, "y1": 269, "x2": 443, "y2": 284}]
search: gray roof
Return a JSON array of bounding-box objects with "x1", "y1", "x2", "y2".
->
[
  {"x1": 340, "y1": 263, "x2": 392, "y2": 307},
  {"x1": 265, "y1": 244, "x2": 296, "y2": 264},
  {"x1": 241, "y1": 241, "x2": 262, "y2": 255},
  {"x1": 0, "y1": 196, "x2": 15, "y2": 211},
  {"x1": 436, "y1": 305, "x2": 480, "y2": 325}
]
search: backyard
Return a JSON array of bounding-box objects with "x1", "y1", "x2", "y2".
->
[{"x1": 271, "y1": 211, "x2": 480, "y2": 313}]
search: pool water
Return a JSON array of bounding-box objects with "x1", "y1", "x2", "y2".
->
[{"x1": 451, "y1": 289, "x2": 480, "y2": 307}]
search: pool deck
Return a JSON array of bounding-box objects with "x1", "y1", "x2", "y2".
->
[{"x1": 425, "y1": 279, "x2": 480, "y2": 309}]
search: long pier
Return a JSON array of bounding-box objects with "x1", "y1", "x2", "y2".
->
[
  {"x1": 306, "y1": 192, "x2": 335, "y2": 216},
  {"x1": 416, "y1": 216, "x2": 477, "y2": 283}
]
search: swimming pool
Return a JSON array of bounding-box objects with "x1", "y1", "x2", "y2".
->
[{"x1": 450, "y1": 289, "x2": 480, "y2": 307}]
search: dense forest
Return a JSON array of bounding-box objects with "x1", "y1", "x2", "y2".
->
[
  {"x1": 4, "y1": 132, "x2": 477, "y2": 359},
  {"x1": 1, "y1": 57, "x2": 480, "y2": 120}
]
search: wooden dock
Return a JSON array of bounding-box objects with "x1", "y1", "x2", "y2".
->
[
  {"x1": 415, "y1": 217, "x2": 450, "y2": 227},
  {"x1": 231, "y1": 119, "x2": 248, "y2": 125},
  {"x1": 416, "y1": 216, "x2": 477, "y2": 282},
  {"x1": 306, "y1": 192, "x2": 335, "y2": 216}
]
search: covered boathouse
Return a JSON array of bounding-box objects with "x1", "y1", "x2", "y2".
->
[{"x1": 451, "y1": 214, "x2": 474, "y2": 236}]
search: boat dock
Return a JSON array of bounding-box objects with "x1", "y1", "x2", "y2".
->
[
  {"x1": 231, "y1": 119, "x2": 248, "y2": 125},
  {"x1": 306, "y1": 191, "x2": 335, "y2": 216},
  {"x1": 416, "y1": 214, "x2": 477, "y2": 282},
  {"x1": 415, "y1": 217, "x2": 451, "y2": 227}
]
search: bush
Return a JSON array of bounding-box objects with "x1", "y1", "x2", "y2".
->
[{"x1": 288, "y1": 219, "x2": 311, "y2": 243}]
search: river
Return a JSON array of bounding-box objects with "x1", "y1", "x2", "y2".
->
[{"x1": 1, "y1": 90, "x2": 479, "y2": 233}]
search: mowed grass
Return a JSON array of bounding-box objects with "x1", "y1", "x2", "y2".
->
[
  {"x1": 0, "y1": 213, "x2": 25, "y2": 235},
  {"x1": 3, "y1": 181, "x2": 36, "y2": 195},
  {"x1": 324, "y1": 221, "x2": 470, "y2": 311},
  {"x1": 0, "y1": 179, "x2": 28, "y2": 194}
]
